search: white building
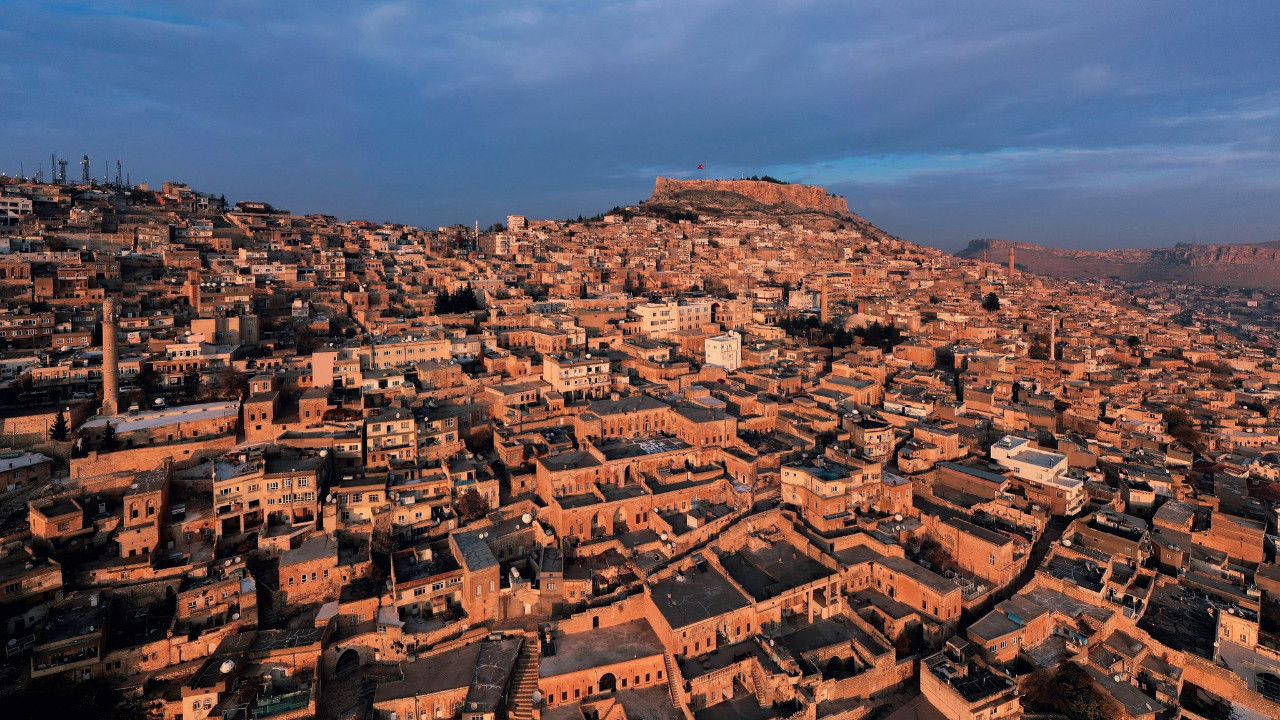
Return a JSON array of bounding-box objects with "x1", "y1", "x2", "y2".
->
[
  {"x1": 990, "y1": 435, "x2": 1086, "y2": 515},
  {"x1": 989, "y1": 436, "x2": 1067, "y2": 483},
  {"x1": 704, "y1": 330, "x2": 742, "y2": 372}
]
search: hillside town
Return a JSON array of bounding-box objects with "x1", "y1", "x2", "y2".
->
[{"x1": 2, "y1": 172, "x2": 1280, "y2": 720}]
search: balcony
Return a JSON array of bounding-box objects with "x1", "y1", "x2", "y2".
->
[{"x1": 252, "y1": 685, "x2": 313, "y2": 718}]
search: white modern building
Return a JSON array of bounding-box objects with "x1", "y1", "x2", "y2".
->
[
  {"x1": 704, "y1": 330, "x2": 742, "y2": 371},
  {"x1": 990, "y1": 435, "x2": 1086, "y2": 515}
]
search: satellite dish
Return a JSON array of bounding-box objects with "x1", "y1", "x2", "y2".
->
[
  {"x1": 522, "y1": 513, "x2": 533, "y2": 524},
  {"x1": 1062, "y1": 538, "x2": 1072, "y2": 547},
  {"x1": 220, "y1": 660, "x2": 236, "y2": 674},
  {"x1": 894, "y1": 514, "x2": 903, "y2": 522}
]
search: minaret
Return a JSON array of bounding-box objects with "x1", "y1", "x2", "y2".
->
[
  {"x1": 1049, "y1": 313, "x2": 1057, "y2": 362},
  {"x1": 819, "y1": 279, "x2": 830, "y2": 324},
  {"x1": 102, "y1": 298, "x2": 120, "y2": 416},
  {"x1": 1008, "y1": 247, "x2": 1016, "y2": 280}
]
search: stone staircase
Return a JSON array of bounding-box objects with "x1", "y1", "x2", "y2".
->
[
  {"x1": 663, "y1": 651, "x2": 685, "y2": 709},
  {"x1": 509, "y1": 632, "x2": 542, "y2": 720},
  {"x1": 749, "y1": 658, "x2": 769, "y2": 706}
]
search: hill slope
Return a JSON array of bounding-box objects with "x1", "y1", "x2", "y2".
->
[
  {"x1": 642, "y1": 176, "x2": 904, "y2": 240},
  {"x1": 957, "y1": 238, "x2": 1280, "y2": 289}
]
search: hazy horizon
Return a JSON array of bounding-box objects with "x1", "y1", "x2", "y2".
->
[{"x1": 3, "y1": 2, "x2": 1279, "y2": 251}]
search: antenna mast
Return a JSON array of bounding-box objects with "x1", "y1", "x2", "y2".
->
[
  {"x1": 81, "y1": 155, "x2": 91, "y2": 183},
  {"x1": 115, "y1": 160, "x2": 123, "y2": 186}
]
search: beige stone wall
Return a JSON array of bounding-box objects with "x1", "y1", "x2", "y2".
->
[{"x1": 71, "y1": 436, "x2": 235, "y2": 478}]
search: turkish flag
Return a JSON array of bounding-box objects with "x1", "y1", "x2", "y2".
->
[{"x1": 697, "y1": 164, "x2": 704, "y2": 170}]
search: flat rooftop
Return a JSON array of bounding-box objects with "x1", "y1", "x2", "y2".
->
[
  {"x1": 600, "y1": 436, "x2": 691, "y2": 461},
  {"x1": 720, "y1": 541, "x2": 833, "y2": 601},
  {"x1": 376, "y1": 642, "x2": 481, "y2": 702},
  {"x1": 81, "y1": 400, "x2": 239, "y2": 432},
  {"x1": 540, "y1": 619, "x2": 665, "y2": 678},
  {"x1": 650, "y1": 566, "x2": 751, "y2": 631},
  {"x1": 540, "y1": 450, "x2": 601, "y2": 472}
]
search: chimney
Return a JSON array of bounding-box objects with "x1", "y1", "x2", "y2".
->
[{"x1": 101, "y1": 298, "x2": 121, "y2": 416}]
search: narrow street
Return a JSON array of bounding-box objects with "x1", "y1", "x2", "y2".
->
[{"x1": 956, "y1": 514, "x2": 1070, "y2": 632}]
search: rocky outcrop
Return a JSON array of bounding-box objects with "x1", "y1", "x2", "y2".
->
[
  {"x1": 649, "y1": 177, "x2": 852, "y2": 218},
  {"x1": 958, "y1": 238, "x2": 1280, "y2": 290}
]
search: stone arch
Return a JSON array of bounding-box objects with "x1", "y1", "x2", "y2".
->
[
  {"x1": 599, "y1": 672, "x2": 617, "y2": 693},
  {"x1": 1258, "y1": 672, "x2": 1280, "y2": 703},
  {"x1": 335, "y1": 648, "x2": 360, "y2": 678}
]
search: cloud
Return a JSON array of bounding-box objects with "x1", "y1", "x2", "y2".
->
[{"x1": 1, "y1": 1, "x2": 1278, "y2": 248}]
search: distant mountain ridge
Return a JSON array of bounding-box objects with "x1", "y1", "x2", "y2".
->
[{"x1": 957, "y1": 238, "x2": 1280, "y2": 289}]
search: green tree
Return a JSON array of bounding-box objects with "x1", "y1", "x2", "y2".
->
[
  {"x1": 50, "y1": 407, "x2": 69, "y2": 442},
  {"x1": 982, "y1": 292, "x2": 1001, "y2": 312}
]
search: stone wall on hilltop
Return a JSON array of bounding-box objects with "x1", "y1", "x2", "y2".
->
[{"x1": 651, "y1": 177, "x2": 851, "y2": 217}]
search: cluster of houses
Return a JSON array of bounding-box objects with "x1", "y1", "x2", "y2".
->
[{"x1": 1, "y1": 173, "x2": 1279, "y2": 720}]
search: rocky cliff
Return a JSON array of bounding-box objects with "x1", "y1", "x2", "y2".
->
[
  {"x1": 649, "y1": 177, "x2": 853, "y2": 218},
  {"x1": 958, "y1": 238, "x2": 1280, "y2": 289}
]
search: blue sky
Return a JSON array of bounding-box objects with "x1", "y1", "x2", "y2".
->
[{"x1": 2, "y1": 1, "x2": 1279, "y2": 250}]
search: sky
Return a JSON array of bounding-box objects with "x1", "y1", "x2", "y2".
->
[{"x1": 2, "y1": 1, "x2": 1279, "y2": 251}]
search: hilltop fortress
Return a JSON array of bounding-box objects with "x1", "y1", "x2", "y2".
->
[{"x1": 649, "y1": 176, "x2": 853, "y2": 218}]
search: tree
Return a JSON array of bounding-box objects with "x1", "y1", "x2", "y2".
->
[
  {"x1": 458, "y1": 488, "x2": 488, "y2": 521},
  {"x1": 1023, "y1": 663, "x2": 1122, "y2": 720},
  {"x1": 50, "y1": 407, "x2": 69, "y2": 442},
  {"x1": 101, "y1": 422, "x2": 119, "y2": 451},
  {"x1": 935, "y1": 346, "x2": 955, "y2": 370},
  {"x1": 982, "y1": 292, "x2": 1001, "y2": 312},
  {"x1": 1163, "y1": 407, "x2": 1201, "y2": 449},
  {"x1": 216, "y1": 367, "x2": 249, "y2": 400},
  {"x1": 434, "y1": 284, "x2": 480, "y2": 315},
  {"x1": 853, "y1": 321, "x2": 905, "y2": 351}
]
